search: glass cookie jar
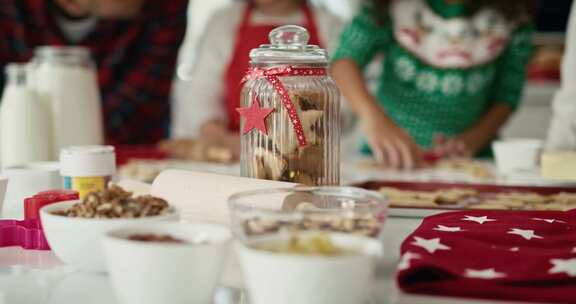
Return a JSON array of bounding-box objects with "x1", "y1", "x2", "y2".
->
[{"x1": 239, "y1": 25, "x2": 340, "y2": 185}]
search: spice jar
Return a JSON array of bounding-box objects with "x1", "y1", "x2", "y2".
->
[
  {"x1": 60, "y1": 145, "x2": 116, "y2": 199},
  {"x1": 239, "y1": 25, "x2": 340, "y2": 185}
]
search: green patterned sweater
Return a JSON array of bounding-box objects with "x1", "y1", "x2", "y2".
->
[{"x1": 332, "y1": 0, "x2": 534, "y2": 155}]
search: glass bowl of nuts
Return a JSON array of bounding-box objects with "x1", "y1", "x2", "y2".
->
[
  {"x1": 40, "y1": 185, "x2": 178, "y2": 272},
  {"x1": 228, "y1": 186, "x2": 388, "y2": 241},
  {"x1": 229, "y1": 187, "x2": 387, "y2": 304}
]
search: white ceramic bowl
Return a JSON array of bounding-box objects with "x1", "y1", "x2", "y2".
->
[
  {"x1": 493, "y1": 139, "x2": 543, "y2": 174},
  {"x1": 1, "y1": 162, "x2": 60, "y2": 218},
  {"x1": 238, "y1": 233, "x2": 383, "y2": 304},
  {"x1": 104, "y1": 222, "x2": 231, "y2": 304},
  {"x1": 40, "y1": 200, "x2": 179, "y2": 272}
]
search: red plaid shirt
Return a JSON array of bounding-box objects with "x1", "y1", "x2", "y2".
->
[{"x1": 0, "y1": 0, "x2": 187, "y2": 144}]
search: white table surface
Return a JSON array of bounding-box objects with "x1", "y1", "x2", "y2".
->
[
  {"x1": 0, "y1": 159, "x2": 549, "y2": 304},
  {"x1": 0, "y1": 216, "x2": 518, "y2": 304}
]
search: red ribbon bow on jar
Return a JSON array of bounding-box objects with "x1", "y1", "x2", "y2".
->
[{"x1": 238, "y1": 65, "x2": 327, "y2": 147}]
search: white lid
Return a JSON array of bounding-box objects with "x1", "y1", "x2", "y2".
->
[{"x1": 60, "y1": 145, "x2": 116, "y2": 177}]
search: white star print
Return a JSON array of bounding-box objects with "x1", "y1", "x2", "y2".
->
[
  {"x1": 532, "y1": 218, "x2": 566, "y2": 224},
  {"x1": 411, "y1": 237, "x2": 451, "y2": 254},
  {"x1": 571, "y1": 247, "x2": 576, "y2": 254},
  {"x1": 549, "y1": 258, "x2": 576, "y2": 277},
  {"x1": 465, "y1": 268, "x2": 507, "y2": 279},
  {"x1": 398, "y1": 251, "x2": 421, "y2": 271},
  {"x1": 507, "y1": 228, "x2": 543, "y2": 240},
  {"x1": 462, "y1": 215, "x2": 496, "y2": 224},
  {"x1": 433, "y1": 225, "x2": 465, "y2": 232},
  {"x1": 509, "y1": 247, "x2": 520, "y2": 252}
]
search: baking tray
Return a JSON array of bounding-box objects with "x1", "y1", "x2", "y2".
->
[{"x1": 353, "y1": 180, "x2": 576, "y2": 218}]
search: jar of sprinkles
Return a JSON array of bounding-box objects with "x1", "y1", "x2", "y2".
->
[{"x1": 60, "y1": 145, "x2": 116, "y2": 199}]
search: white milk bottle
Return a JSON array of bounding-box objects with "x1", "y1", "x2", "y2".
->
[
  {"x1": 0, "y1": 63, "x2": 52, "y2": 167},
  {"x1": 30, "y1": 46, "x2": 103, "y2": 157}
]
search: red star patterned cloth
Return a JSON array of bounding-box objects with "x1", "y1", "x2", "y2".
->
[{"x1": 397, "y1": 209, "x2": 576, "y2": 303}]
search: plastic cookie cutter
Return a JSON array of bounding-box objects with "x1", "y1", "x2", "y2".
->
[
  {"x1": 0, "y1": 190, "x2": 79, "y2": 250},
  {"x1": 25, "y1": 190, "x2": 79, "y2": 220},
  {"x1": 422, "y1": 150, "x2": 443, "y2": 164},
  {"x1": 0, "y1": 219, "x2": 49, "y2": 250}
]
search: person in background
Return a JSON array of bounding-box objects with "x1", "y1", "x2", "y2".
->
[
  {"x1": 331, "y1": 0, "x2": 536, "y2": 169},
  {"x1": 171, "y1": 0, "x2": 342, "y2": 156},
  {"x1": 546, "y1": 1, "x2": 576, "y2": 149},
  {"x1": 0, "y1": 0, "x2": 188, "y2": 144}
]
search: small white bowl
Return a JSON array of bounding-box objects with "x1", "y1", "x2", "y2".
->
[
  {"x1": 238, "y1": 233, "x2": 382, "y2": 304},
  {"x1": 104, "y1": 222, "x2": 231, "y2": 304},
  {"x1": 2, "y1": 162, "x2": 59, "y2": 218},
  {"x1": 493, "y1": 139, "x2": 543, "y2": 174},
  {"x1": 40, "y1": 200, "x2": 179, "y2": 272}
]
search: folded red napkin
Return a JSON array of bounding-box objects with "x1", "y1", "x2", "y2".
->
[{"x1": 397, "y1": 209, "x2": 576, "y2": 303}]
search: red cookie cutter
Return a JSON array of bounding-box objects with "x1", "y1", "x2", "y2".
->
[
  {"x1": 0, "y1": 190, "x2": 79, "y2": 250},
  {"x1": 25, "y1": 190, "x2": 79, "y2": 220},
  {"x1": 0, "y1": 219, "x2": 49, "y2": 250}
]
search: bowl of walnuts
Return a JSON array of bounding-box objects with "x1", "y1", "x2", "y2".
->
[{"x1": 40, "y1": 185, "x2": 178, "y2": 272}]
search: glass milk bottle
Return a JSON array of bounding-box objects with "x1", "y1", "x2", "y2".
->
[
  {"x1": 0, "y1": 63, "x2": 52, "y2": 167},
  {"x1": 30, "y1": 46, "x2": 104, "y2": 157},
  {"x1": 239, "y1": 25, "x2": 340, "y2": 185}
]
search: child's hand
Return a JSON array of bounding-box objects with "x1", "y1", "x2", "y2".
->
[
  {"x1": 200, "y1": 120, "x2": 241, "y2": 160},
  {"x1": 362, "y1": 113, "x2": 422, "y2": 169},
  {"x1": 432, "y1": 135, "x2": 472, "y2": 159}
]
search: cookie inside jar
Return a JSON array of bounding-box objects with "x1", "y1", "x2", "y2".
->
[{"x1": 254, "y1": 90, "x2": 330, "y2": 185}]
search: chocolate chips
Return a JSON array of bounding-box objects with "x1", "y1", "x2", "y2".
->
[{"x1": 53, "y1": 185, "x2": 171, "y2": 219}]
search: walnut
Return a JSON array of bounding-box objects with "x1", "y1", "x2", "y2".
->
[{"x1": 53, "y1": 185, "x2": 171, "y2": 219}]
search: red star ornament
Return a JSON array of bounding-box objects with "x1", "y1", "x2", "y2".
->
[{"x1": 236, "y1": 99, "x2": 275, "y2": 135}]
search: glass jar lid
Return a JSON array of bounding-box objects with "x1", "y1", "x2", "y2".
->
[{"x1": 250, "y1": 25, "x2": 328, "y2": 64}]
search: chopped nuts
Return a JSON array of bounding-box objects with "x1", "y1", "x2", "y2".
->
[
  {"x1": 242, "y1": 214, "x2": 381, "y2": 238},
  {"x1": 53, "y1": 185, "x2": 171, "y2": 218}
]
